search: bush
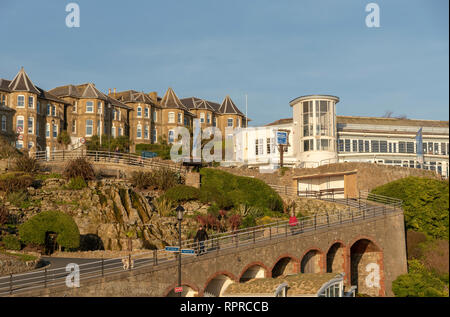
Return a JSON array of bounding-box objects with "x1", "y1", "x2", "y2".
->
[
  {"x1": 130, "y1": 168, "x2": 182, "y2": 191},
  {"x1": 0, "y1": 137, "x2": 20, "y2": 159},
  {"x1": 13, "y1": 155, "x2": 39, "y2": 173},
  {"x1": 57, "y1": 130, "x2": 71, "y2": 147},
  {"x1": 63, "y1": 157, "x2": 95, "y2": 181},
  {"x1": 135, "y1": 143, "x2": 171, "y2": 160},
  {"x1": 153, "y1": 196, "x2": 174, "y2": 217},
  {"x1": 371, "y1": 177, "x2": 449, "y2": 239},
  {"x1": 163, "y1": 185, "x2": 200, "y2": 203},
  {"x1": 6, "y1": 190, "x2": 29, "y2": 207},
  {"x1": 18, "y1": 210, "x2": 80, "y2": 249},
  {"x1": 65, "y1": 177, "x2": 87, "y2": 190},
  {"x1": 2, "y1": 235, "x2": 21, "y2": 250},
  {"x1": 130, "y1": 171, "x2": 153, "y2": 190},
  {"x1": 0, "y1": 205, "x2": 9, "y2": 225},
  {"x1": 199, "y1": 168, "x2": 284, "y2": 212},
  {"x1": 0, "y1": 173, "x2": 34, "y2": 194},
  {"x1": 392, "y1": 260, "x2": 448, "y2": 297}
]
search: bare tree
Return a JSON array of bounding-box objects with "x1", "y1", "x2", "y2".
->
[{"x1": 383, "y1": 110, "x2": 394, "y2": 118}]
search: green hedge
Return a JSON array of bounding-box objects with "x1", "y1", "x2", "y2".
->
[
  {"x1": 18, "y1": 211, "x2": 80, "y2": 249},
  {"x1": 199, "y1": 168, "x2": 284, "y2": 212},
  {"x1": 2, "y1": 235, "x2": 21, "y2": 250},
  {"x1": 162, "y1": 185, "x2": 200, "y2": 202},
  {"x1": 135, "y1": 143, "x2": 171, "y2": 160},
  {"x1": 371, "y1": 177, "x2": 449, "y2": 240}
]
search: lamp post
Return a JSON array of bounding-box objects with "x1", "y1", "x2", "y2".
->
[{"x1": 176, "y1": 205, "x2": 185, "y2": 297}]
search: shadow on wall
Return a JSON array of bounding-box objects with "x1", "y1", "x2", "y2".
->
[{"x1": 79, "y1": 234, "x2": 105, "y2": 251}]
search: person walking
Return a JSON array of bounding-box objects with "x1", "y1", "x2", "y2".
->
[
  {"x1": 289, "y1": 212, "x2": 299, "y2": 235},
  {"x1": 194, "y1": 225, "x2": 209, "y2": 255}
]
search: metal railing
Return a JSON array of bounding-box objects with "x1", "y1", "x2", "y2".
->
[
  {"x1": 30, "y1": 150, "x2": 187, "y2": 174},
  {"x1": 0, "y1": 191, "x2": 402, "y2": 297}
]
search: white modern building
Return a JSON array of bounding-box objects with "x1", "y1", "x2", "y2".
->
[{"x1": 230, "y1": 95, "x2": 449, "y2": 178}]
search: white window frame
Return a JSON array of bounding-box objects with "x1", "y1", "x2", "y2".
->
[
  {"x1": 145, "y1": 107, "x2": 149, "y2": 118},
  {"x1": 144, "y1": 125, "x2": 149, "y2": 139},
  {"x1": 153, "y1": 110, "x2": 157, "y2": 122},
  {"x1": 73, "y1": 101, "x2": 77, "y2": 113},
  {"x1": 52, "y1": 105, "x2": 56, "y2": 117},
  {"x1": 28, "y1": 117, "x2": 34, "y2": 134},
  {"x1": 168, "y1": 112, "x2": 175, "y2": 123},
  {"x1": 178, "y1": 113, "x2": 182, "y2": 124},
  {"x1": 47, "y1": 104, "x2": 51, "y2": 116},
  {"x1": 86, "y1": 119, "x2": 93, "y2": 136},
  {"x1": 207, "y1": 113, "x2": 211, "y2": 124},
  {"x1": 16, "y1": 116, "x2": 24, "y2": 133},
  {"x1": 168, "y1": 130, "x2": 175, "y2": 143},
  {"x1": 112, "y1": 126, "x2": 116, "y2": 138},
  {"x1": 28, "y1": 96, "x2": 34, "y2": 108},
  {"x1": 97, "y1": 101, "x2": 102, "y2": 114},
  {"x1": 137, "y1": 124, "x2": 142, "y2": 139},
  {"x1": 86, "y1": 101, "x2": 94, "y2": 113},
  {"x1": 137, "y1": 106, "x2": 142, "y2": 118},
  {"x1": 17, "y1": 95, "x2": 25, "y2": 108},
  {"x1": 227, "y1": 117, "x2": 233, "y2": 127},
  {"x1": 46, "y1": 123, "x2": 50, "y2": 138},
  {"x1": 200, "y1": 113, "x2": 205, "y2": 123},
  {"x1": 53, "y1": 124, "x2": 58, "y2": 138}
]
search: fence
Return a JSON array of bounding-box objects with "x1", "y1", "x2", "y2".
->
[
  {"x1": 31, "y1": 150, "x2": 187, "y2": 174},
  {"x1": 0, "y1": 191, "x2": 402, "y2": 296}
]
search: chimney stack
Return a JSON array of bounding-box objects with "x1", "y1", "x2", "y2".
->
[
  {"x1": 149, "y1": 91, "x2": 157, "y2": 102},
  {"x1": 108, "y1": 88, "x2": 111, "y2": 95},
  {"x1": 113, "y1": 88, "x2": 116, "y2": 97}
]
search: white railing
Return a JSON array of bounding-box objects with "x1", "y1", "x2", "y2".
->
[
  {"x1": 31, "y1": 150, "x2": 187, "y2": 174},
  {"x1": 0, "y1": 191, "x2": 402, "y2": 297}
]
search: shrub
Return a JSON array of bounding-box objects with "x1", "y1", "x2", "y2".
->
[
  {"x1": 240, "y1": 215, "x2": 257, "y2": 229},
  {"x1": 65, "y1": 177, "x2": 87, "y2": 190},
  {"x1": 63, "y1": 157, "x2": 95, "y2": 181},
  {"x1": 0, "y1": 137, "x2": 20, "y2": 159},
  {"x1": 371, "y1": 177, "x2": 449, "y2": 239},
  {"x1": 228, "y1": 214, "x2": 241, "y2": 231},
  {"x1": 392, "y1": 260, "x2": 448, "y2": 297},
  {"x1": 18, "y1": 210, "x2": 80, "y2": 249},
  {"x1": 57, "y1": 130, "x2": 71, "y2": 147},
  {"x1": 2, "y1": 235, "x2": 21, "y2": 250},
  {"x1": 6, "y1": 190, "x2": 29, "y2": 207},
  {"x1": 135, "y1": 143, "x2": 171, "y2": 160},
  {"x1": 0, "y1": 205, "x2": 9, "y2": 225},
  {"x1": 0, "y1": 173, "x2": 34, "y2": 194},
  {"x1": 13, "y1": 155, "x2": 39, "y2": 173},
  {"x1": 153, "y1": 196, "x2": 174, "y2": 217},
  {"x1": 163, "y1": 185, "x2": 200, "y2": 203},
  {"x1": 199, "y1": 168, "x2": 284, "y2": 212},
  {"x1": 130, "y1": 168, "x2": 182, "y2": 191},
  {"x1": 131, "y1": 171, "x2": 154, "y2": 190}
]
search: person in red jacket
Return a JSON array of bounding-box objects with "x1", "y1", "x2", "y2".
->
[{"x1": 289, "y1": 212, "x2": 299, "y2": 235}]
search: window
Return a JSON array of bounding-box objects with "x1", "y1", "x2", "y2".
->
[
  {"x1": 144, "y1": 107, "x2": 149, "y2": 118},
  {"x1": 398, "y1": 141, "x2": 406, "y2": 153},
  {"x1": 15, "y1": 141, "x2": 23, "y2": 149},
  {"x1": 213, "y1": 117, "x2": 217, "y2": 127},
  {"x1": 345, "y1": 139, "x2": 351, "y2": 152},
  {"x1": 28, "y1": 117, "x2": 34, "y2": 134},
  {"x1": 73, "y1": 101, "x2": 77, "y2": 113},
  {"x1": 144, "y1": 125, "x2": 149, "y2": 139},
  {"x1": 16, "y1": 116, "x2": 24, "y2": 133},
  {"x1": 86, "y1": 120, "x2": 93, "y2": 136},
  {"x1": 28, "y1": 96, "x2": 34, "y2": 108},
  {"x1": 434, "y1": 143, "x2": 439, "y2": 155},
  {"x1": 168, "y1": 112, "x2": 174, "y2": 123},
  {"x1": 178, "y1": 113, "x2": 182, "y2": 124},
  {"x1": 200, "y1": 113, "x2": 205, "y2": 123},
  {"x1": 1, "y1": 95, "x2": 5, "y2": 106},
  {"x1": 118, "y1": 127, "x2": 122, "y2": 136},
  {"x1": 407, "y1": 142, "x2": 415, "y2": 154},
  {"x1": 352, "y1": 140, "x2": 357, "y2": 152},
  {"x1": 46, "y1": 123, "x2": 50, "y2": 138},
  {"x1": 184, "y1": 117, "x2": 188, "y2": 126},
  {"x1": 255, "y1": 139, "x2": 263, "y2": 155},
  {"x1": 53, "y1": 124, "x2": 58, "y2": 138},
  {"x1": 152, "y1": 129, "x2": 157, "y2": 143},
  {"x1": 388, "y1": 142, "x2": 392, "y2": 153},
  {"x1": 364, "y1": 140, "x2": 370, "y2": 152},
  {"x1": 97, "y1": 101, "x2": 102, "y2": 114},
  {"x1": 393, "y1": 143, "x2": 397, "y2": 153},
  {"x1": 168, "y1": 130, "x2": 174, "y2": 143},
  {"x1": 47, "y1": 104, "x2": 51, "y2": 116},
  {"x1": 441, "y1": 143, "x2": 446, "y2": 155},
  {"x1": 302, "y1": 101, "x2": 313, "y2": 137},
  {"x1": 321, "y1": 139, "x2": 330, "y2": 151},
  {"x1": 72, "y1": 120, "x2": 76, "y2": 134},
  {"x1": 380, "y1": 141, "x2": 388, "y2": 153},
  {"x1": 304, "y1": 139, "x2": 314, "y2": 152},
  {"x1": 153, "y1": 110, "x2": 157, "y2": 122},
  {"x1": 1, "y1": 115, "x2": 6, "y2": 131},
  {"x1": 227, "y1": 118, "x2": 233, "y2": 127},
  {"x1": 37, "y1": 101, "x2": 40, "y2": 114},
  {"x1": 36, "y1": 121, "x2": 39, "y2": 136},
  {"x1": 358, "y1": 140, "x2": 364, "y2": 153},
  {"x1": 371, "y1": 140, "x2": 380, "y2": 153},
  {"x1": 267, "y1": 138, "x2": 271, "y2": 154},
  {"x1": 97, "y1": 120, "x2": 101, "y2": 135},
  {"x1": 207, "y1": 113, "x2": 211, "y2": 124},
  {"x1": 86, "y1": 101, "x2": 94, "y2": 113},
  {"x1": 137, "y1": 124, "x2": 142, "y2": 139},
  {"x1": 52, "y1": 105, "x2": 56, "y2": 117},
  {"x1": 17, "y1": 95, "x2": 25, "y2": 107},
  {"x1": 338, "y1": 139, "x2": 344, "y2": 152},
  {"x1": 112, "y1": 126, "x2": 116, "y2": 138}
]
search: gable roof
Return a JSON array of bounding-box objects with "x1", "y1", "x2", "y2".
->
[
  {"x1": 115, "y1": 90, "x2": 157, "y2": 106},
  {"x1": 7, "y1": 67, "x2": 40, "y2": 94},
  {"x1": 48, "y1": 84, "x2": 82, "y2": 98},
  {"x1": 219, "y1": 95, "x2": 244, "y2": 115},
  {"x1": 180, "y1": 97, "x2": 216, "y2": 112},
  {"x1": 160, "y1": 87, "x2": 186, "y2": 109}
]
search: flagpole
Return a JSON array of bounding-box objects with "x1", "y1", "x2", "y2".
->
[{"x1": 245, "y1": 94, "x2": 248, "y2": 127}]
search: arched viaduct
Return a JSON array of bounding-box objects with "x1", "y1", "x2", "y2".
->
[{"x1": 20, "y1": 209, "x2": 407, "y2": 297}]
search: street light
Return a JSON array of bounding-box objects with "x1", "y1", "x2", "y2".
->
[{"x1": 176, "y1": 205, "x2": 185, "y2": 297}]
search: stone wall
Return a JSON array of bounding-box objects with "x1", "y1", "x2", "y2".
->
[{"x1": 217, "y1": 162, "x2": 441, "y2": 192}]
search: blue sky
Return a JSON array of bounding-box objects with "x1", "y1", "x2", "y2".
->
[{"x1": 0, "y1": 0, "x2": 448, "y2": 126}]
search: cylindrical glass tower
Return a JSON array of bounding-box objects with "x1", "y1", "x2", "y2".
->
[{"x1": 290, "y1": 95, "x2": 339, "y2": 167}]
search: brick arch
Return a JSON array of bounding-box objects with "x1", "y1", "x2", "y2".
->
[
  {"x1": 163, "y1": 281, "x2": 200, "y2": 297},
  {"x1": 349, "y1": 236, "x2": 385, "y2": 297},
  {"x1": 326, "y1": 240, "x2": 347, "y2": 275},
  {"x1": 201, "y1": 270, "x2": 238, "y2": 297},
  {"x1": 239, "y1": 261, "x2": 270, "y2": 281},
  {"x1": 300, "y1": 247, "x2": 325, "y2": 273},
  {"x1": 270, "y1": 254, "x2": 300, "y2": 278}
]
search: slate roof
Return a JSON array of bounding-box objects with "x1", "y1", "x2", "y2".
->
[
  {"x1": 0, "y1": 79, "x2": 11, "y2": 92},
  {"x1": 50, "y1": 83, "x2": 131, "y2": 109},
  {"x1": 160, "y1": 88, "x2": 195, "y2": 116},
  {"x1": 7, "y1": 67, "x2": 40, "y2": 94},
  {"x1": 223, "y1": 273, "x2": 339, "y2": 296},
  {"x1": 180, "y1": 97, "x2": 216, "y2": 112},
  {"x1": 115, "y1": 90, "x2": 158, "y2": 106},
  {"x1": 219, "y1": 95, "x2": 244, "y2": 115}
]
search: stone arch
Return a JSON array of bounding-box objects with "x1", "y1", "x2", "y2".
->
[
  {"x1": 300, "y1": 248, "x2": 325, "y2": 273},
  {"x1": 326, "y1": 241, "x2": 346, "y2": 274},
  {"x1": 350, "y1": 237, "x2": 385, "y2": 297},
  {"x1": 203, "y1": 271, "x2": 237, "y2": 297},
  {"x1": 271, "y1": 254, "x2": 299, "y2": 278},
  {"x1": 164, "y1": 281, "x2": 200, "y2": 297},
  {"x1": 239, "y1": 262, "x2": 269, "y2": 282}
]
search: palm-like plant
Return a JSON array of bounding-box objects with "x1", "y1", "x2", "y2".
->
[{"x1": 153, "y1": 196, "x2": 174, "y2": 217}]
